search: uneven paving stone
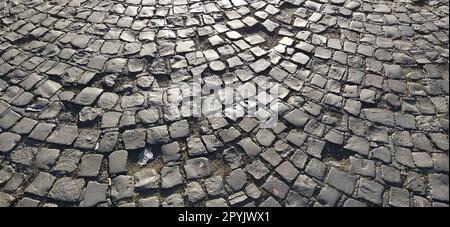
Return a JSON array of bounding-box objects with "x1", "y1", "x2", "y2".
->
[
  {"x1": 52, "y1": 149, "x2": 83, "y2": 174},
  {"x1": 325, "y1": 168, "x2": 358, "y2": 195},
  {"x1": 48, "y1": 177, "x2": 85, "y2": 203},
  {"x1": 262, "y1": 175, "x2": 290, "y2": 199},
  {"x1": 225, "y1": 168, "x2": 247, "y2": 192},
  {"x1": 162, "y1": 193, "x2": 185, "y2": 207},
  {"x1": 111, "y1": 175, "x2": 135, "y2": 202},
  {"x1": 0, "y1": 192, "x2": 16, "y2": 207},
  {"x1": 275, "y1": 161, "x2": 299, "y2": 183},
  {"x1": 73, "y1": 87, "x2": 103, "y2": 106},
  {"x1": 389, "y1": 187, "x2": 411, "y2": 207},
  {"x1": 24, "y1": 172, "x2": 56, "y2": 197},
  {"x1": 80, "y1": 181, "x2": 108, "y2": 207},
  {"x1": 10, "y1": 147, "x2": 37, "y2": 166},
  {"x1": 317, "y1": 186, "x2": 341, "y2": 207},
  {"x1": 237, "y1": 138, "x2": 262, "y2": 158},
  {"x1": 161, "y1": 166, "x2": 183, "y2": 189},
  {"x1": 138, "y1": 197, "x2": 160, "y2": 207},
  {"x1": 0, "y1": 132, "x2": 21, "y2": 153},
  {"x1": 186, "y1": 181, "x2": 206, "y2": 203},
  {"x1": 78, "y1": 154, "x2": 103, "y2": 177},
  {"x1": 0, "y1": 0, "x2": 448, "y2": 208},
  {"x1": 134, "y1": 168, "x2": 160, "y2": 189},
  {"x1": 184, "y1": 157, "x2": 212, "y2": 180},
  {"x1": 46, "y1": 125, "x2": 78, "y2": 146},
  {"x1": 358, "y1": 178, "x2": 384, "y2": 206},
  {"x1": 109, "y1": 150, "x2": 128, "y2": 174},
  {"x1": 122, "y1": 129, "x2": 146, "y2": 150}
]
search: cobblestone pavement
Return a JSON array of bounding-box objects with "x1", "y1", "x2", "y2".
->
[{"x1": 0, "y1": 0, "x2": 449, "y2": 207}]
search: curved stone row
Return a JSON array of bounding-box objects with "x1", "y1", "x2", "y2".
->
[{"x1": 0, "y1": 0, "x2": 449, "y2": 207}]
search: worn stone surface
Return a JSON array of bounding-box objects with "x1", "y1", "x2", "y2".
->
[{"x1": 0, "y1": 0, "x2": 448, "y2": 207}]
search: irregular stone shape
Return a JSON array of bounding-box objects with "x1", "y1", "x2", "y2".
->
[
  {"x1": 48, "y1": 177, "x2": 85, "y2": 202},
  {"x1": 246, "y1": 160, "x2": 270, "y2": 180},
  {"x1": 225, "y1": 168, "x2": 247, "y2": 191},
  {"x1": 29, "y1": 123, "x2": 55, "y2": 141},
  {"x1": 110, "y1": 175, "x2": 134, "y2": 202},
  {"x1": 350, "y1": 157, "x2": 376, "y2": 177},
  {"x1": 255, "y1": 129, "x2": 276, "y2": 146},
  {"x1": 0, "y1": 132, "x2": 21, "y2": 153},
  {"x1": 147, "y1": 126, "x2": 169, "y2": 144},
  {"x1": 317, "y1": 186, "x2": 341, "y2": 207},
  {"x1": 429, "y1": 174, "x2": 449, "y2": 202},
  {"x1": 293, "y1": 174, "x2": 318, "y2": 197},
  {"x1": 169, "y1": 120, "x2": 189, "y2": 138},
  {"x1": 93, "y1": 131, "x2": 115, "y2": 151},
  {"x1": 205, "y1": 176, "x2": 226, "y2": 197},
  {"x1": 161, "y1": 141, "x2": 181, "y2": 163},
  {"x1": 260, "y1": 149, "x2": 283, "y2": 167},
  {"x1": 275, "y1": 161, "x2": 299, "y2": 183},
  {"x1": 122, "y1": 129, "x2": 146, "y2": 150},
  {"x1": 0, "y1": 166, "x2": 14, "y2": 184},
  {"x1": 237, "y1": 138, "x2": 262, "y2": 158},
  {"x1": 259, "y1": 196, "x2": 282, "y2": 207},
  {"x1": 184, "y1": 157, "x2": 212, "y2": 180},
  {"x1": 262, "y1": 175, "x2": 290, "y2": 199},
  {"x1": 186, "y1": 181, "x2": 206, "y2": 203},
  {"x1": 363, "y1": 108, "x2": 395, "y2": 127},
  {"x1": 187, "y1": 137, "x2": 207, "y2": 157},
  {"x1": 80, "y1": 181, "x2": 108, "y2": 207},
  {"x1": 292, "y1": 52, "x2": 310, "y2": 65},
  {"x1": 52, "y1": 149, "x2": 83, "y2": 174},
  {"x1": 389, "y1": 187, "x2": 410, "y2": 207},
  {"x1": 358, "y1": 178, "x2": 384, "y2": 206},
  {"x1": 10, "y1": 147, "x2": 37, "y2": 166},
  {"x1": 137, "y1": 108, "x2": 159, "y2": 124},
  {"x1": 121, "y1": 93, "x2": 145, "y2": 108},
  {"x1": 412, "y1": 152, "x2": 433, "y2": 168},
  {"x1": 344, "y1": 136, "x2": 370, "y2": 156},
  {"x1": 286, "y1": 130, "x2": 308, "y2": 147},
  {"x1": 3, "y1": 172, "x2": 25, "y2": 193},
  {"x1": 109, "y1": 150, "x2": 128, "y2": 174},
  {"x1": 134, "y1": 168, "x2": 160, "y2": 189},
  {"x1": 325, "y1": 167, "x2": 358, "y2": 195},
  {"x1": 46, "y1": 125, "x2": 78, "y2": 145},
  {"x1": 73, "y1": 87, "x2": 103, "y2": 106},
  {"x1": 79, "y1": 107, "x2": 103, "y2": 123},
  {"x1": 74, "y1": 129, "x2": 101, "y2": 149},
  {"x1": 394, "y1": 146, "x2": 415, "y2": 168},
  {"x1": 138, "y1": 197, "x2": 160, "y2": 207},
  {"x1": 0, "y1": 192, "x2": 15, "y2": 207},
  {"x1": 285, "y1": 190, "x2": 308, "y2": 207},
  {"x1": 202, "y1": 134, "x2": 223, "y2": 152},
  {"x1": 250, "y1": 59, "x2": 271, "y2": 73},
  {"x1": 25, "y1": 172, "x2": 56, "y2": 197},
  {"x1": 162, "y1": 194, "x2": 185, "y2": 207},
  {"x1": 161, "y1": 166, "x2": 183, "y2": 189},
  {"x1": 218, "y1": 127, "x2": 241, "y2": 143},
  {"x1": 245, "y1": 183, "x2": 261, "y2": 200},
  {"x1": 284, "y1": 109, "x2": 309, "y2": 128},
  {"x1": 78, "y1": 154, "x2": 103, "y2": 177}
]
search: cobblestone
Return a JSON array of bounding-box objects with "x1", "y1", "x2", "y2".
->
[{"x1": 0, "y1": 0, "x2": 448, "y2": 207}]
